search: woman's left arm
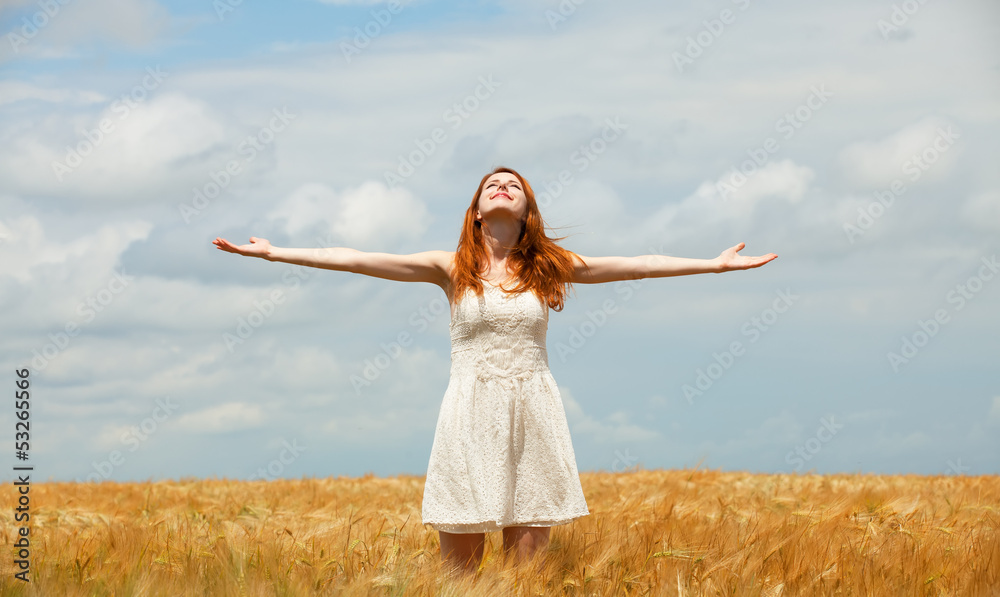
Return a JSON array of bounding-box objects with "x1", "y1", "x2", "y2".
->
[{"x1": 571, "y1": 243, "x2": 777, "y2": 284}]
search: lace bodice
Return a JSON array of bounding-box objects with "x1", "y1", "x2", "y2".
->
[{"x1": 449, "y1": 282, "x2": 549, "y2": 381}]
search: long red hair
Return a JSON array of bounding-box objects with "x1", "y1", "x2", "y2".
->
[{"x1": 451, "y1": 166, "x2": 588, "y2": 311}]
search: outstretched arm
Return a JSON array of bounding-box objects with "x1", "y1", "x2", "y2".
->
[
  {"x1": 212, "y1": 236, "x2": 453, "y2": 287},
  {"x1": 571, "y1": 243, "x2": 777, "y2": 284}
]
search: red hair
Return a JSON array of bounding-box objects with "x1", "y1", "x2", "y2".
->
[{"x1": 451, "y1": 166, "x2": 588, "y2": 311}]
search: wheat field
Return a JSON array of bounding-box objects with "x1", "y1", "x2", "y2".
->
[{"x1": 1, "y1": 469, "x2": 998, "y2": 596}]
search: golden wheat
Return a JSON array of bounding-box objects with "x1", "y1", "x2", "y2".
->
[{"x1": 2, "y1": 470, "x2": 997, "y2": 596}]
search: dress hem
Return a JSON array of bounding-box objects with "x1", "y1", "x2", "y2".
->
[{"x1": 423, "y1": 511, "x2": 590, "y2": 534}]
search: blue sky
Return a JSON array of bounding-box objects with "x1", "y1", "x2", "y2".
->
[{"x1": 1, "y1": 0, "x2": 998, "y2": 484}]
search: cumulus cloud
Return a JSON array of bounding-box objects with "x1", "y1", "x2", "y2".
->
[
  {"x1": 0, "y1": 214, "x2": 152, "y2": 284},
  {"x1": 0, "y1": 92, "x2": 229, "y2": 203},
  {"x1": 638, "y1": 159, "x2": 816, "y2": 239},
  {"x1": 719, "y1": 160, "x2": 815, "y2": 208},
  {"x1": 173, "y1": 401, "x2": 265, "y2": 434},
  {"x1": 838, "y1": 117, "x2": 962, "y2": 188},
  {"x1": 267, "y1": 181, "x2": 430, "y2": 249},
  {"x1": 93, "y1": 423, "x2": 138, "y2": 452},
  {"x1": 562, "y1": 386, "x2": 659, "y2": 444}
]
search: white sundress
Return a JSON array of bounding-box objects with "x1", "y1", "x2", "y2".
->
[{"x1": 421, "y1": 279, "x2": 590, "y2": 533}]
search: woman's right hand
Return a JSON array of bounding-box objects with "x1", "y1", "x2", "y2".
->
[{"x1": 213, "y1": 236, "x2": 273, "y2": 259}]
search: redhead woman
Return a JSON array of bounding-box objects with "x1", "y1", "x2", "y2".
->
[{"x1": 213, "y1": 166, "x2": 777, "y2": 575}]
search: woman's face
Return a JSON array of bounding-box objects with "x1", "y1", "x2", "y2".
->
[{"x1": 476, "y1": 172, "x2": 527, "y2": 225}]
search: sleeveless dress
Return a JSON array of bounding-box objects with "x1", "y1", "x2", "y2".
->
[{"x1": 421, "y1": 279, "x2": 590, "y2": 533}]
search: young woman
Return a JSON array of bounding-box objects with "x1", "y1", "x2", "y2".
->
[{"x1": 213, "y1": 166, "x2": 777, "y2": 575}]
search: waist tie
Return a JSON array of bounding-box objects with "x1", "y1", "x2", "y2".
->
[
  {"x1": 473, "y1": 362, "x2": 538, "y2": 384},
  {"x1": 450, "y1": 346, "x2": 548, "y2": 384}
]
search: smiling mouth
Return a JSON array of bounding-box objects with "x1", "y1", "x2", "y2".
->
[{"x1": 491, "y1": 192, "x2": 512, "y2": 200}]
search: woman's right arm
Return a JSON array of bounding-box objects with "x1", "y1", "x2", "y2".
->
[{"x1": 213, "y1": 236, "x2": 453, "y2": 287}]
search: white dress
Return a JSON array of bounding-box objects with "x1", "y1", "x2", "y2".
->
[{"x1": 421, "y1": 280, "x2": 590, "y2": 533}]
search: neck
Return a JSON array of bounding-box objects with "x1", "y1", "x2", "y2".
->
[{"x1": 479, "y1": 216, "x2": 522, "y2": 274}]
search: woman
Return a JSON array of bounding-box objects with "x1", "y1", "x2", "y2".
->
[{"x1": 213, "y1": 166, "x2": 777, "y2": 575}]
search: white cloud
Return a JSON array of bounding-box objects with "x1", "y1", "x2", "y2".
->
[
  {"x1": 960, "y1": 190, "x2": 1000, "y2": 232},
  {"x1": 174, "y1": 401, "x2": 265, "y2": 434},
  {"x1": 85, "y1": 92, "x2": 225, "y2": 173},
  {"x1": 638, "y1": 159, "x2": 815, "y2": 238},
  {"x1": 334, "y1": 182, "x2": 431, "y2": 246},
  {"x1": 562, "y1": 386, "x2": 659, "y2": 444},
  {"x1": 722, "y1": 159, "x2": 815, "y2": 205},
  {"x1": 0, "y1": 214, "x2": 152, "y2": 284},
  {"x1": 93, "y1": 423, "x2": 136, "y2": 452},
  {"x1": 0, "y1": 81, "x2": 106, "y2": 107},
  {"x1": 269, "y1": 183, "x2": 339, "y2": 237},
  {"x1": 0, "y1": 92, "x2": 229, "y2": 202},
  {"x1": 838, "y1": 117, "x2": 962, "y2": 188},
  {"x1": 268, "y1": 181, "x2": 430, "y2": 248}
]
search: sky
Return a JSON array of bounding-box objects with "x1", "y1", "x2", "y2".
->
[{"x1": 0, "y1": 0, "x2": 998, "y2": 484}]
